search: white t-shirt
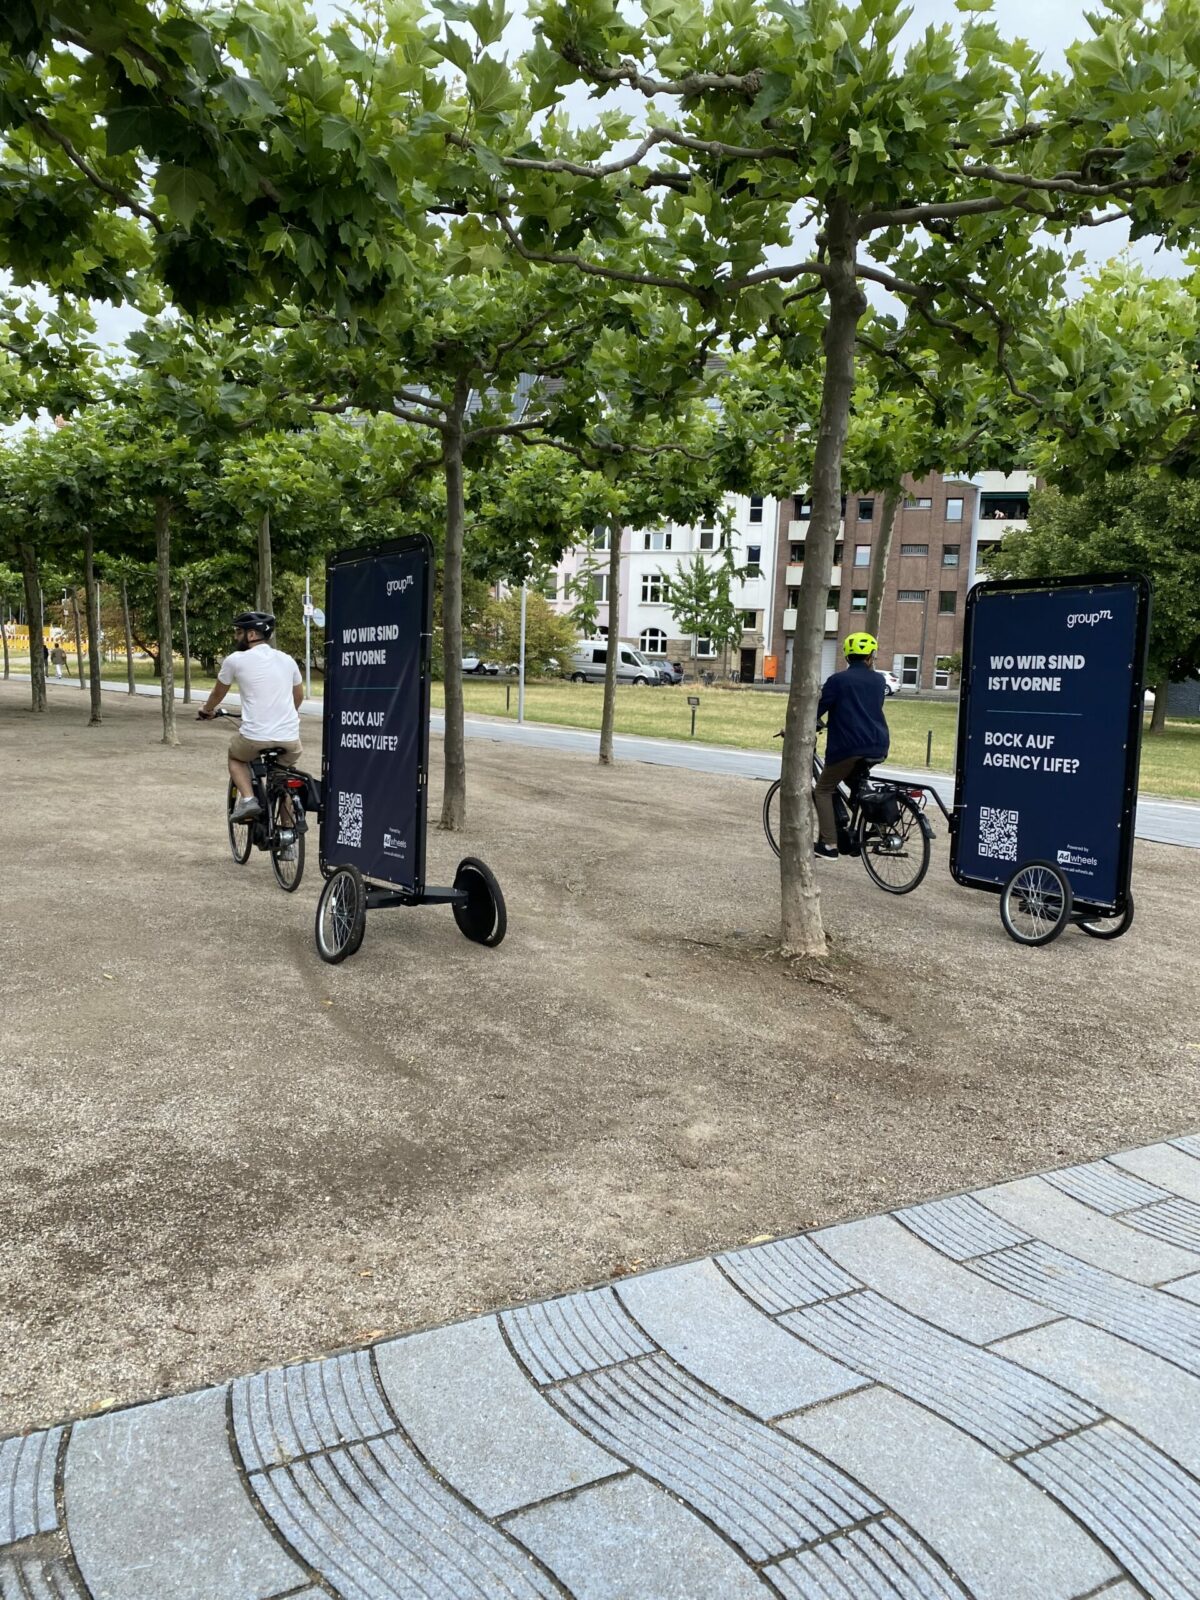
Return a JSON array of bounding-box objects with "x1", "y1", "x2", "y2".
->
[{"x1": 218, "y1": 645, "x2": 302, "y2": 741}]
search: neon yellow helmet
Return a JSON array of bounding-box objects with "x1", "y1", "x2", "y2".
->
[{"x1": 843, "y1": 631, "x2": 878, "y2": 659}]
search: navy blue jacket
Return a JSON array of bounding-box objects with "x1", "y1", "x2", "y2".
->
[{"x1": 818, "y1": 660, "x2": 890, "y2": 765}]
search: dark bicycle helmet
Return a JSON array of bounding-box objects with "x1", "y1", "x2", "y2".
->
[{"x1": 232, "y1": 610, "x2": 276, "y2": 638}]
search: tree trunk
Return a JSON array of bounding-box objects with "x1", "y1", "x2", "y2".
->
[
  {"x1": 865, "y1": 485, "x2": 900, "y2": 639},
  {"x1": 779, "y1": 198, "x2": 867, "y2": 959},
  {"x1": 439, "y1": 382, "x2": 470, "y2": 829},
  {"x1": 181, "y1": 577, "x2": 192, "y2": 704},
  {"x1": 257, "y1": 510, "x2": 272, "y2": 614},
  {"x1": 72, "y1": 585, "x2": 85, "y2": 689},
  {"x1": 84, "y1": 532, "x2": 102, "y2": 724},
  {"x1": 155, "y1": 496, "x2": 177, "y2": 746},
  {"x1": 121, "y1": 579, "x2": 136, "y2": 694},
  {"x1": 1, "y1": 601, "x2": 9, "y2": 679},
  {"x1": 20, "y1": 545, "x2": 46, "y2": 712},
  {"x1": 599, "y1": 519, "x2": 622, "y2": 765},
  {"x1": 1149, "y1": 677, "x2": 1169, "y2": 735}
]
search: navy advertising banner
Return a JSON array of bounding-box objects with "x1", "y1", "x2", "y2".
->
[
  {"x1": 952, "y1": 577, "x2": 1149, "y2": 910},
  {"x1": 320, "y1": 537, "x2": 432, "y2": 893}
]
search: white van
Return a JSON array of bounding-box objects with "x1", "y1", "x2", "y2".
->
[{"x1": 569, "y1": 640, "x2": 659, "y2": 685}]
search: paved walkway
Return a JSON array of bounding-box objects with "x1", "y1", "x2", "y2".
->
[{"x1": 5, "y1": 1135, "x2": 1200, "y2": 1598}]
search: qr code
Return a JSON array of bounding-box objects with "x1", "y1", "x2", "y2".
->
[
  {"x1": 336, "y1": 790, "x2": 363, "y2": 849},
  {"x1": 979, "y1": 805, "x2": 1019, "y2": 861}
]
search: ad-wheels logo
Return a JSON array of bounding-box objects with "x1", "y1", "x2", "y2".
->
[{"x1": 1057, "y1": 847, "x2": 1098, "y2": 869}]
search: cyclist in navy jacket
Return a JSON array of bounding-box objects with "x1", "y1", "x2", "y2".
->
[{"x1": 814, "y1": 632, "x2": 890, "y2": 858}]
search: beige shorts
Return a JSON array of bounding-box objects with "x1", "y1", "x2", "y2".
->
[{"x1": 229, "y1": 733, "x2": 303, "y2": 765}]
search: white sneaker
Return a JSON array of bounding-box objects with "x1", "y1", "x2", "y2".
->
[{"x1": 230, "y1": 796, "x2": 263, "y2": 822}]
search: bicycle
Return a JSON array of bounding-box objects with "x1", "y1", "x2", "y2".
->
[
  {"x1": 762, "y1": 724, "x2": 946, "y2": 895},
  {"x1": 198, "y1": 710, "x2": 317, "y2": 893}
]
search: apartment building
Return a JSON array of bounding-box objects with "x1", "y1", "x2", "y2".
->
[
  {"x1": 545, "y1": 493, "x2": 780, "y2": 679},
  {"x1": 768, "y1": 470, "x2": 1034, "y2": 690}
]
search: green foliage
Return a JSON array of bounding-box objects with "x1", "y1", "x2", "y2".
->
[
  {"x1": 476, "y1": 588, "x2": 579, "y2": 673},
  {"x1": 989, "y1": 474, "x2": 1200, "y2": 690},
  {"x1": 666, "y1": 544, "x2": 747, "y2": 659}
]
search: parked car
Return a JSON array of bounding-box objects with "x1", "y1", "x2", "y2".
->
[
  {"x1": 878, "y1": 669, "x2": 900, "y2": 697},
  {"x1": 503, "y1": 657, "x2": 561, "y2": 676},
  {"x1": 462, "y1": 655, "x2": 500, "y2": 675},
  {"x1": 568, "y1": 640, "x2": 660, "y2": 685},
  {"x1": 655, "y1": 660, "x2": 684, "y2": 685}
]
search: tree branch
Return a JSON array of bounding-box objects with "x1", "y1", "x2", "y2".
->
[
  {"x1": 559, "y1": 45, "x2": 763, "y2": 101},
  {"x1": 493, "y1": 212, "x2": 708, "y2": 300},
  {"x1": 27, "y1": 114, "x2": 164, "y2": 232},
  {"x1": 726, "y1": 260, "x2": 828, "y2": 290},
  {"x1": 455, "y1": 124, "x2": 803, "y2": 179}
]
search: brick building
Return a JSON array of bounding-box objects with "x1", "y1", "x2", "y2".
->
[{"x1": 769, "y1": 470, "x2": 1033, "y2": 689}]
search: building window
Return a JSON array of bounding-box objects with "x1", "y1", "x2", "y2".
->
[
  {"x1": 641, "y1": 573, "x2": 670, "y2": 604},
  {"x1": 742, "y1": 610, "x2": 757, "y2": 629},
  {"x1": 898, "y1": 589, "x2": 925, "y2": 602},
  {"x1": 749, "y1": 495, "x2": 764, "y2": 524},
  {"x1": 591, "y1": 525, "x2": 611, "y2": 551},
  {"x1": 853, "y1": 544, "x2": 871, "y2": 567},
  {"x1": 745, "y1": 545, "x2": 762, "y2": 576},
  {"x1": 640, "y1": 628, "x2": 667, "y2": 655},
  {"x1": 858, "y1": 498, "x2": 875, "y2": 521},
  {"x1": 942, "y1": 545, "x2": 960, "y2": 566},
  {"x1": 795, "y1": 496, "x2": 811, "y2": 519},
  {"x1": 938, "y1": 590, "x2": 957, "y2": 615},
  {"x1": 590, "y1": 573, "x2": 609, "y2": 602},
  {"x1": 540, "y1": 573, "x2": 558, "y2": 600},
  {"x1": 903, "y1": 496, "x2": 932, "y2": 510},
  {"x1": 851, "y1": 590, "x2": 868, "y2": 613},
  {"x1": 900, "y1": 543, "x2": 928, "y2": 557},
  {"x1": 827, "y1": 589, "x2": 841, "y2": 610},
  {"x1": 935, "y1": 655, "x2": 953, "y2": 688},
  {"x1": 695, "y1": 636, "x2": 714, "y2": 657},
  {"x1": 642, "y1": 529, "x2": 672, "y2": 552},
  {"x1": 945, "y1": 497, "x2": 963, "y2": 522},
  {"x1": 790, "y1": 543, "x2": 804, "y2": 561},
  {"x1": 898, "y1": 654, "x2": 920, "y2": 687},
  {"x1": 787, "y1": 587, "x2": 800, "y2": 608},
  {"x1": 833, "y1": 542, "x2": 844, "y2": 563},
  {"x1": 699, "y1": 527, "x2": 717, "y2": 550}
]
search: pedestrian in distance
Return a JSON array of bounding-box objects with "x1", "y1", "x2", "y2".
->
[{"x1": 50, "y1": 643, "x2": 69, "y2": 680}]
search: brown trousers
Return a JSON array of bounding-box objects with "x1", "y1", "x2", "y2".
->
[{"x1": 814, "y1": 757, "x2": 862, "y2": 847}]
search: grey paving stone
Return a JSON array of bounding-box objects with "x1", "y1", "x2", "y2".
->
[
  {"x1": 1111, "y1": 1142, "x2": 1200, "y2": 1204},
  {"x1": 813, "y1": 1215, "x2": 1053, "y2": 1342},
  {"x1": 975, "y1": 1175, "x2": 1200, "y2": 1282},
  {"x1": 616, "y1": 1260, "x2": 866, "y2": 1418},
  {"x1": 1163, "y1": 1272, "x2": 1200, "y2": 1306},
  {"x1": 782, "y1": 1290, "x2": 1098, "y2": 1454},
  {"x1": 771, "y1": 1516, "x2": 971, "y2": 1600},
  {"x1": 1019, "y1": 1422, "x2": 1200, "y2": 1599},
  {"x1": 718, "y1": 1234, "x2": 860, "y2": 1313},
  {"x1": 894, "y1": 1193, "x2": 1030, "y2": 1260},
  {"x1": 373, "y1": 1315, "x2": 619, "y2": 1516},
  {"x1": 65, "y1": 1387, "x2": 304, "y2": 1600},
  {"x1": 501, "y1": 1287, "x2": 656, "y2": 1384},
  {"x1": 507, "y1": 1471, "x2": 766, "y2": 1600},
  {"x1": 0, "y1": 1553, "x2": 87, "y2": 1599},
  {"x1": 547, "y1": 1353, "x2": 879, "y2": 1562},
  {"x1": 1044, "y1": 1159, "x2": 1169, "y2": 1214},
  {"x1": 783, "y1": 1387, "x2": 1118, "y2": 1600},
  {"x1": 1123, "y1": 1196, "x2": 1200, "y2": 1253},
  {"x1": 0, "y1": 1428, "x2": 61, "y2": 1544},
  {"x1": 250, "y1": 1434, "x2": 559, "y2": 1600},
  {"x1": 997, "y1": 1319, "x2": 1200, "y2": 1478},
  {"x1": 232, "y1": 1350, "x2": 394, "y2": 1472},
  {"x1": 1172, "y1": 1134, "x2": 1200, "y2": 1160},
  {"x1": 970, "y1": 1241, "x2": 1200, "y2": 1375}
]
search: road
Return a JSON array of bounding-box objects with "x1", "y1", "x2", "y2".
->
[{"x1": 18, "y1": 676, "x2": 1200, "y2": 849}]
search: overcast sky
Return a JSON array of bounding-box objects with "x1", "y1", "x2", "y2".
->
[{"x1": 79, "y1": 0, "x2": 1184, "y2": 351}]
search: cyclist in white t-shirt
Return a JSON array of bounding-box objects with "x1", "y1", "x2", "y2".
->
[{"x1": 197, "y1": 611, "x2": 304, "y2": 821}]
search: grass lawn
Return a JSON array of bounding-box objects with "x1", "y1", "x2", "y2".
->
[{"x1": 434, "y1": 678, "x2": 1200, "y2": 801}]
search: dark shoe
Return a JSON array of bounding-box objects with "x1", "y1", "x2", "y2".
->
[
  {"x1": 230, "y1": 796, "x2": 263, "y2": 823},
  {"x1": 814, "y1": 841, "x2": 839, "y2": 859}
]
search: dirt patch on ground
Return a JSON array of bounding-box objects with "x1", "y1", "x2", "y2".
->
[{"x1": 2, "y1": 680, "x2": 1197, "y2": 1433}]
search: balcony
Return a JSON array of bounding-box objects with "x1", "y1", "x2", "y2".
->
[
  {"x1": 786, "y1": 564, "x2": 841, "y2": 587},
  {"x1": 977, "y1": 518, "x2": 1027, "y2": 544},
  {"x1": 787, "y1": 519, "x2": 844, "y2": 540},
  {"x1": 782, "y1": 608, "x2": 840, "y2": 634}
]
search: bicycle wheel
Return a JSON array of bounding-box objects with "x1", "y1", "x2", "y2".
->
[
  {"x1": 452, "y1": 857, "x2": 507, "y2": 946},
  {"x1": 857, "y1": 795, "x2": 930, "y2": 894},
  {"x1": 269, "y1": 790, "x2": 305, "y2": 892},
  {"x1": 1076, "y1": 893, "x2": 1135, "y2": 940},
  {"x1": 227, "y1": 782, "x2": 252, "y2": 864},
  {"x1": 762, "y1": 779, "x2": 782, "y2": 859},
  {"x1": 1000, "y1": 861, "x2": 1073, "y2": 946},
  {"x1": 315, "y1": 865, "x2": 367, "y2": 963}
]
